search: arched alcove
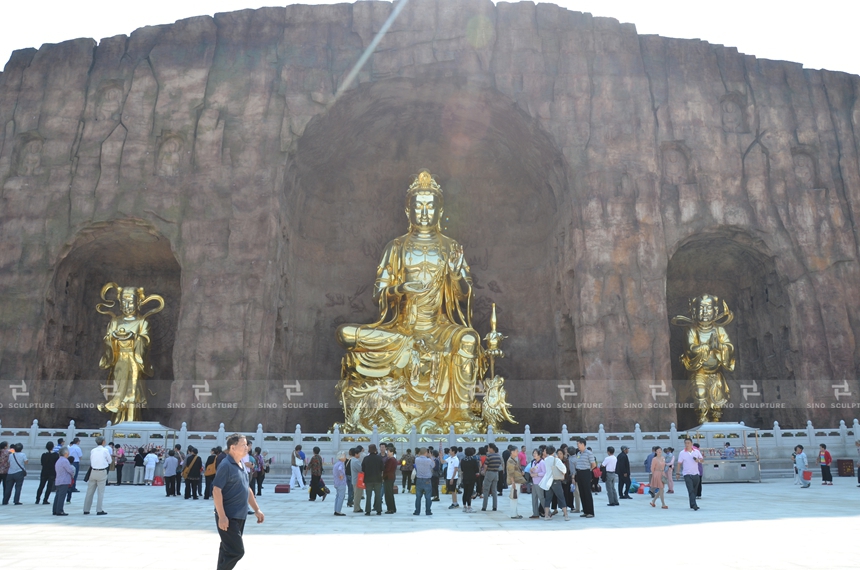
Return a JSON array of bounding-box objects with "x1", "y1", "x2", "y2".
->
[
  {"x1": 38, "y1": 219, "x2": 181, "y2": 426},
  {"x1": 277, "y1": 77, "x2": 575, "y2": 431},
  {"x1": 666, "y1": 228, "x2": 801, "y2": 429}
]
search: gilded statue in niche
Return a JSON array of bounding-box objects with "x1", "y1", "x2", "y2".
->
[
  {"x1": 96, "y1": 283, "x2": 165, "y2": 424},
  {"x1": 671, "y1": 294, "x2": 735, "y2": 424},
  {"x1": 335, "y1": 170, "x2": 516, "y2": 434}
]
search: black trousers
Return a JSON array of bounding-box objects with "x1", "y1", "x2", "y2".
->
[
  {"x1": 696, "y1": 472, "x2": 703, "y2": 497},
  {"x1": 165, "y1": 475, "x2": 177, "y2": 496},
  {"x1": 574, "y1": 470, "x2": 594, "y2": 516},
  {"x1": 431, "y1": 475, "x2": 439, "y2": 499},
  {"x1": 36, "y1": 474, "x2": 54, "y2": 503},
  {"x1": 401, "y1": 470, "x2": 412, "y2": 491},
  {"x1": 115, "y1": 464, "x2": 123, "y2": 485},
  {"x1": 821, "y1": 465, "x2": 833, "y2": 483},
  {"x1": 618, "y1": 474, "x2": 631, "y2": 497},
  {"x1": 216, "y1": 516, "x2": 246, "y2": 570},
  {"x1": 309, "y1": 474, "x2": 326, "y2": 500},
  {"x1": 365, "y1": 482, "x2": 383, "y2": 514},
  {"x1": 684, "y1": 474, "x2": 700, "y2": 508},
  {"x1": 383, "y1": 479, "x2": 396, "y2": 512},
  {"x1": 462, "y1": 479, "x2": 475, "y2": 506},
  {"x1": 255, "y1": 472, "x2": 265, "y2": 495},
  {"x1": 185, "y1": 478, "x2": 201, "y2": 498},
  {"x1": 204, "y1": 475, "x2": 215, "y2": 499}
]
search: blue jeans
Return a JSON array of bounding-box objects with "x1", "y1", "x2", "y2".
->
[
  {"x1": 414, "y1": 478, "x2": 432, "y2": 514},
  {"x1": 334, "y1": 485, "x2": 346, "y2": 513},
  {"x1": 347, "y1": 478, "x2": 354, "y2": 505}
]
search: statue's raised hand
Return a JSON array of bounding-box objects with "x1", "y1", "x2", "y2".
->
[{"x1": 447, "y1": 244, "x2": 465, "y2": 274}]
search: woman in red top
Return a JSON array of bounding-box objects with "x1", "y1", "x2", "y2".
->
[{"x1": 818, "y1": 444, "x2": 833, "y2": 485}]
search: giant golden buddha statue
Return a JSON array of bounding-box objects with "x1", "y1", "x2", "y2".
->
[{"x1": 335, "y1": 170, "x2": 515, "y2": 434}]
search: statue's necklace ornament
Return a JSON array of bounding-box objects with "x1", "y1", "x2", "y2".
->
[{"x1": 335, "y1": 169, "x2": 516, "y2": 434}]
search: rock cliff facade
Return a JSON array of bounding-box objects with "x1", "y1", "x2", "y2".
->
[{"x1": 1, "y1": 0, "x2": 859, "y2": 432}]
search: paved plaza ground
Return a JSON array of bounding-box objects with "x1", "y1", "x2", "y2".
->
[{"x1": 1, "y1": 476, "x2": 856, "y2": 569}]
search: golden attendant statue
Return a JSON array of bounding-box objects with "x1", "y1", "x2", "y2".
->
[
  {"x1": 671, "y1": 294, "x2": 735, "y2": 423},
  {"x1": 335, "y1": 170, "x2": 515, "y2": 434},
  {"x1": 96, "y1": 283, "x2": 164, "y2": 423}
]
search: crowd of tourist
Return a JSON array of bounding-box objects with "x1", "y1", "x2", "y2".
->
[
  {"x1": 0, "y1": 437, "x2": 271, "y2": 514},
  {"x1": 1, "y1": 435, "x2": 858, "y2": 521}
]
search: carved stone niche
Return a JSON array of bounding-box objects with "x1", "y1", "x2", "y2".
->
[
  {"x1": 156, "y1": 134, "x2": 183, "y2": 177},
  {"x1": 13, "y1": 131, "x2": 45, "y2": 177},
  {"x1": 96, "y1": 81, "x2": 124, "y2": 122},
  {"x1": 791, "y1": 146, "x2": 820, "y2": 190},
  {"x1": 661, "y1": 141, "x2": 695, "y2": 186},
  {"x1": 720, "y1": 92, "x2": 749, "y2": 134}
]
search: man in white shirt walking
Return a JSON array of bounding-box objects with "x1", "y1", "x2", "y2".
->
[
  {"x1": 602, "y1": 446, "x2": 619, "y2": 506},
  {"x1": 675, "y1": 437, "x2": 703, "y2": 511},
  {"x1": 68, "y1": 438, "x2": 83, "y2": 492},
  {"x1": 444, "y1": 448, "x2": 460, "y2": 509},
  {"x1": 84, "y1": 437, "x2": 112, "y2": 515}
]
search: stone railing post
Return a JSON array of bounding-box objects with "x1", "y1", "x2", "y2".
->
[
  {"x1": 839, "y1": 420, "x2": 848, "y2": 445},
  {"x1": 28, "y1": 419, "x2": 39, "y2": 449},
  {"x1": 67, "y1": 420, "x2": 76, "y2": 443},
  {"x1": 256, "y1": 423, "x2": 264, "y2": 448},
  {"x1": 409, "y1": 425, "x2": 417, "y2": 452},
  {"x1": 179, "y1": 421, "x2": 188, "y2": 449},
  {"x1": 294, "y1": 424, "x2": 302, "y2": 447},
  {"x1": 371, "y1": 425, "x2": 379, "y2": 447},
  {"x1": 669, "y1": 422, "x2": 678, "y2": 444},
  {"x1": 806, "y1": 420, "x2": 815, "y2": 449},
  {"x1": 773, "y1": 420, "x2": 782, "y2": 446},
  {"x1": 486, "y1": 424, "x2": 495, "y2": 445},
  {"x1": 524, "y1": 425, "x2": 532, "y2": 450},
  {"x1": 561, "y1": 424, "x2": 569, "y2": 444},
  {"x1": 854, "y1": 419, "x2": 860, "y2": 443},
  {"x1": 334, "y1": 424, "x2": 342, "y2": 453},
  {"x1": 634, "y1": 423, "x2": 642, "y2": 452},
  {"x1": 218, "y1": 423, "x2": 226, "y2": 448},
  {"x1": 448, "y1": 424, "x2": 456, "y2": 448},
  {"x1": 598, "y1": 424, "x2": 606, "y2": 451}
]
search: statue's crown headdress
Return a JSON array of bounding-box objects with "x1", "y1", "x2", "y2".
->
[{"x1": 407, "y1": 169, "x2": 443, "y2": 196}]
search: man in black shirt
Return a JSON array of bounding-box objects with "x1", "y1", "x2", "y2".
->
[
  {"x1": 213, "y1": 434, "x2": 264, "y2": 570},
  {"x1": 36, "y1": 441, "x2": 59, "y2": 504},
  {"x1": 361, "y1": 444, "x2": 385, "y2": 515},
  {"x1": 617, "y1": 446, "x2": 632, "y2": 499}
]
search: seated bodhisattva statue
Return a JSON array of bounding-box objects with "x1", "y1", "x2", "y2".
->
[
  {"x1": 96, "y1": 283, "x2": 164, "y2": 423},
  {"x1": 336, "y1": 170, "x2": 515, "y2": 434},
  {"x1": 671, "y1": 294, "x2": 735, "y2": 424}
]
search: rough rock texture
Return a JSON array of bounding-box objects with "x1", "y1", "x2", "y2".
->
[{"x1": 1, "y1": 1, "x2": 859, "y2": 432}]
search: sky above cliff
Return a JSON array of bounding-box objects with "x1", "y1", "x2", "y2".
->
[{"x1": 1, "y1": 1, "x2": 858, "y2": 76}]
